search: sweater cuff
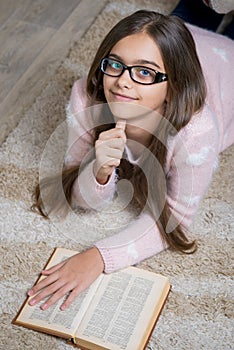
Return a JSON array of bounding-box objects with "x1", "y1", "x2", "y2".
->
[
  {"x1": 94, "y1": 246, "x2": 116, "y2": 274},
  {"x1": 76, "y1": 160, "x2": 116, "y2": 210},
  {"x1": 94, "y1": 213, "x2": 167, "y2": 273},
  {"x1": 95, "y1": 234, "x2": 166, "y2": 274}
]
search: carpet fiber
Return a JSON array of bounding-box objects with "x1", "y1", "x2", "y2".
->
[{"x1": 1, "y1": 1, "x2": 233, "y2": 349}]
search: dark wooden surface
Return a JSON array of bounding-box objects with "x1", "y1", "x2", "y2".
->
[{"x1": 0, "y1": 0, "x2": 108, "y2": 144}]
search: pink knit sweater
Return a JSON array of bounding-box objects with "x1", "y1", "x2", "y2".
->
[{"x1": 64, "y1": 24, "x2": 234, "y2": 273}]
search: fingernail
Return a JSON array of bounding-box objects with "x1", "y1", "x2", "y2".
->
[
  {"x1": 41, "y1": 303, "x2": 48, "y2": 310},
  {"x1": 29, "y1": 299, "x2": 36, "y2": 306},
  {"x1": 60, "y1": 304, "x2": 66, "y2": 311},
  {"x1": 28, "y1": 290, "x2": 33, "y2": 296}
]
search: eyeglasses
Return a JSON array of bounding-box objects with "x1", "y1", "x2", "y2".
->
[{"x1": 100, "y1": 57, "x2": 168, "y2": 85}]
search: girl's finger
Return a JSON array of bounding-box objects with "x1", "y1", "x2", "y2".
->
[
  {"x1": 29, "y1": 279, "x2": 66, "y2": 307},
  {"x1": 28, "y1": 270, "x2": 60, "y2": 296},
  {"x1": 40, "y1": 282, "x2": 76, "y2": 310},
  {"x1": 41, "y1": 260, "x2": 66, "y2": 275},
  {"x1": 116, "y1": 119, "x2": 126, "y2": 131},
  {"x1": 60, "y1": 284, "x2": 86, "y2": 311},
  {"x1": 99, "y1": 126, "x2": 126, "y2": 141}
]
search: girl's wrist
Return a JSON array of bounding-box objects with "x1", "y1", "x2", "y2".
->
[
  {"x1": 89, "y1": 247, "x2": 105, "y2": 273},
  {"x1": 96, "y1": 175, "x2": 110, "y2": 185},
  {"x1": 93, "y1": 161, "x2": 110, "y2": 185}
]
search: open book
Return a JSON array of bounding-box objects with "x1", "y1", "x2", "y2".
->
[{"x1": 13, "y1": 247, "x2": 170, "y2": 350}]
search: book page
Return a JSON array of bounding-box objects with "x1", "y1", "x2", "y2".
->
[
  {"x1": 15, "y1": 248, "x2": 103, "y2": 336},
  {"x1": 75, "y1": 267, "x2": 170, "y2": 350}
]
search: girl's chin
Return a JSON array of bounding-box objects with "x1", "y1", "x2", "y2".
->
[{"x1": 108, "y1": 101, "x2": 151, "y2": 120}]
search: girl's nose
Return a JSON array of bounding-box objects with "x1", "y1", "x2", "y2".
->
[{"x1": 116, "y1": 69, "x2": 132, "y2": 88}]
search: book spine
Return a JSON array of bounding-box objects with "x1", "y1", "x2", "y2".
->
[{"x1": 67, "y1": 338, "x2": 90, "y2": 350}]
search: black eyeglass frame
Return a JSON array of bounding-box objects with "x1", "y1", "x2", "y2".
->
[{"x1": 100, "y1": 57, "x2": 168, "y2": 85}]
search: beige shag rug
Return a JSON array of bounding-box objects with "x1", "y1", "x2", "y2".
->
[{"x1": 1, "y1": 1, "x2": 233, "y2": 349}]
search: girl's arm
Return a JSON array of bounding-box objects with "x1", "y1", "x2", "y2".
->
[
  {"x1": 70, "y1": 119, "x2": 126, "y2": 210},
  {"x1": 165, "y1": 106, "x2": 220, "y2": 229},
  {"x1": 95, "y1": 106, "x2": 220, "y2": 273},
  {"x1": 95, "y1": 211, "x2": 167, "y2": 273},
  {"x1": 64, "y1": 79, "x2": 117, "y2": 210}
]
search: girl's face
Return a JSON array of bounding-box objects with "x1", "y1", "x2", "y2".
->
[{"x1": 103, "y1": 31, "x2": 168, "y2": 122}]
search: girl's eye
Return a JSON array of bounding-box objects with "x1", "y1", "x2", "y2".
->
[
  {"x1": 110, "y1": 61, "x2": 122, "y2": 69},
  {"x1": 140, "y1": 69, "x2": 150, "y2": 76}
]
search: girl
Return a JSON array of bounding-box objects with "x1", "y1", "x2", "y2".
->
[{"x1": 28, "y1": 10, "x2": 234, "y2": 311}]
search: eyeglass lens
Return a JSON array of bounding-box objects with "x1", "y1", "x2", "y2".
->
[{"x1": 101, "y1": 58, "x2": 158, "y2": 84}]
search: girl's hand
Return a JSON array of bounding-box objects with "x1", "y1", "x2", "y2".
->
[
  {"x1": 27, "y1": 247, "x2": 104, "y2": 311},
  {"x1": 93, "y1": 120, "x2": 126, "y2": 184}
]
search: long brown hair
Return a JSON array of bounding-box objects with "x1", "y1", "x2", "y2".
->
[{"x1": 33, "y1": 10, "x2": 207, "y2": 253}]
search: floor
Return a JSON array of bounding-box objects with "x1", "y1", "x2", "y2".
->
[{"x1": 0, "y1": 0, "x2": 108, "y2": 144}]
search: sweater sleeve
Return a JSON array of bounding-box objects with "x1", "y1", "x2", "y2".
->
[
  {"x1": 165, "y1": 106, "x2": 220, "y2": 230},
  {"x1": 95, "y1": 105, "x2": 220, "y2": 273},
  {"x1": 65, "y1": 79, "x2": 116, "y2": 210},
  {"x1": 95, "y1": 211, "x2": 167, "y2": 273}
]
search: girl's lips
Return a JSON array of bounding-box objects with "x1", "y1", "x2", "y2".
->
[{"x1": 111, "y1": 91, "x2": 138, "y2": 101}]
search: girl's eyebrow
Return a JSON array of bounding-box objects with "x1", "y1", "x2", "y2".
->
[{"x1": 109, "y1": 53, "x2": 161, "y2": 69}]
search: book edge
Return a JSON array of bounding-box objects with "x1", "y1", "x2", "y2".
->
[
  {"x1": 142, "y1": 283, "x2": 171, "y2": 350},
  {"x1": 12, "y1": 247, "x2": 59, "y2": 326}
]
